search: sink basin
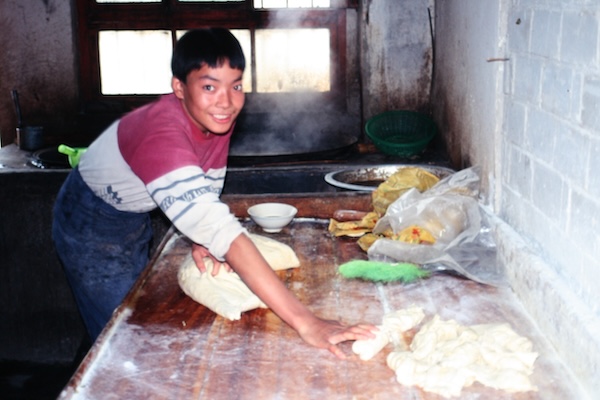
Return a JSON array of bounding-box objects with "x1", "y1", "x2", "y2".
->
[{"x1": 324, "y1": 164, "x2": 455, "y2": 191}]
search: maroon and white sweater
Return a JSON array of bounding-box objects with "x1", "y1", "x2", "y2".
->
[{"x1": 78, "y1": 93, "x2": 245, "y2": 260}]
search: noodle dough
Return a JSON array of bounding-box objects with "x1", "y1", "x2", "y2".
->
[
  {"x1": 387, "y1": 314, "x2": 538, "y2": 398},
  {"x1": 178, "y1": 233, "x2": 300, "y2": 320},
  {"x1": 352, "y1": 306, "x2": 425, "y2": 360},
  {"x1": 353, "y1": 307, "x2": 538, "y2": 397}
]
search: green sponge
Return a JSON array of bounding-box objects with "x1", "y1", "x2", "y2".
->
[{"x1": 338, "y1": 260, "x2": 430, "y2": 284}]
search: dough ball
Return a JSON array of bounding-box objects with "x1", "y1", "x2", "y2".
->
[
  {"x1": 178, "y1": 234, "x2": 301, "y2": 320},
  {"x1": 248, "y1": 233, "x2": 300, "y2": 270}
]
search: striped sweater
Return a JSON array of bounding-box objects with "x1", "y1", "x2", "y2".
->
[{"x1": 78, "y1": 93, "x2": 245, "y2": 260}]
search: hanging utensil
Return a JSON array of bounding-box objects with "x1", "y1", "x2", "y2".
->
[
  {"x1": 10, "y1": 89, "x2": 45, "y2": 151},
  {"x1": 11, "y1": 89, "x2": 22, "y2": 128}
]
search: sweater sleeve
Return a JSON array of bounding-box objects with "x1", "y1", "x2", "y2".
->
[{"x1": 146, "y1": 165, "x2": 246, "y2": 260}]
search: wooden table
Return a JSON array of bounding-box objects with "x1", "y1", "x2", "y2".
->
[{"x1": 59, "y1": 195, "x2": 584, "y2": 400}]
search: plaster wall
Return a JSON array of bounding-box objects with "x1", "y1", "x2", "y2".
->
[{"x1": 0, "y1": 0, "x2": 79, "y2": 146}]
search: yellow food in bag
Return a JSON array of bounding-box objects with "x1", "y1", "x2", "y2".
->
[
  {"x1": 394, "y1": 225, "x2": 436, "y2": 244},
  {"x1": 372, "y1": 167, "x2": 440, "y2": 216}
]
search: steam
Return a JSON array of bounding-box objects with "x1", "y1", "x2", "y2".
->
[
  {"x1": 231, "y1": 5, "x2": 360, "y2": 156},
  {"x1": 230, "y1": 104, "x2": 358, "y2": 156}
]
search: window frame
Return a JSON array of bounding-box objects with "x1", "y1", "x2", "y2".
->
[{"x1": 75, "y1": 0, "x2": 358, "y2": 114}]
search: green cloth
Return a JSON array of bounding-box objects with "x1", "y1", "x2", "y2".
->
[{"x1": 338, "y1": 260, "x2": 429, "y2": 284}]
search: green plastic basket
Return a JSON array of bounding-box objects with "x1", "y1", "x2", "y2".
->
[{"x1": 365, "y1": 110, "x2": 437, "y2": 157}]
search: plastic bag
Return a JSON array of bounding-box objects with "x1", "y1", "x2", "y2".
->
[
  {"x1": 371, "y1": 167, "x2": 441, "y2": 216},
  {"x1": 367, "y1": 167, "x2": 504, "y2": 286}
]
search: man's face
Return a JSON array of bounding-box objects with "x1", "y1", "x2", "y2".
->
[{"x1": 172, "y1": 61, "x2": 245, "y2": 136}]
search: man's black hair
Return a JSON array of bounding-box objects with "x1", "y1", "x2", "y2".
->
[{"x1": 171, "y1": 28, "x2": 246, "y2": 83}]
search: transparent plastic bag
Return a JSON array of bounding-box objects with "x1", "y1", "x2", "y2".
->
[
  {"x1": 371, "y1": 166, "x2": 440, "y2": 216},
  {"x1": 367, "y1": 167, "x2": 504, "y2": 286}
]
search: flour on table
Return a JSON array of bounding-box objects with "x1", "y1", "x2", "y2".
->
[
  {"x1": 386, "y1": 314, "x2": 538, "y2": 398},
  {"x1": 178, "y1": 233, "x2": 300, "y2": 320}
]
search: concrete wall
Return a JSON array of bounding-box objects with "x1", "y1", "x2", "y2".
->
[
  {"x1": 432, "y1": 0, "x2": 600, "y2": 396},
  {"x1": 0, "y1": 0, "x2": 79, "y2": 146},
  {"x1": 359, "y1": 0, "x2": 435, "y2": 118}
]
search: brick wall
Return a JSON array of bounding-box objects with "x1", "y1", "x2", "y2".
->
[
  {"x1": 502, "y1": 1, "x2": 600, "y2": 316},
  {"x1": 433, "y1": 1, "x2": 600, "y2": 396}
]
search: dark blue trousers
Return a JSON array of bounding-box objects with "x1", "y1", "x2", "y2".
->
[{"x1": 52, "y1": 168, "x2": 152, "y2": 340}]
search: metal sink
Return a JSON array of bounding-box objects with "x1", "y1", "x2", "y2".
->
[{"x1": 324, "y1": 164, "x2": 455, "y2": 191}]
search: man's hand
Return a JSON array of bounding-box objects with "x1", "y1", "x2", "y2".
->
[{"x1": 191, "y1": 243, "x2": 232, "y2": 276}]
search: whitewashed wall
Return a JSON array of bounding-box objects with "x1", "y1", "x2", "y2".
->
[
  {"x1": 432, "y1": 0, "x2": 600, "y2": 396},
  {"x1": 430, "y1": 0, "x2": 505, "y2": 196}
]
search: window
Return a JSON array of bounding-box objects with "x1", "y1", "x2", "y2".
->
[{"x1": 76, "y1": 0, "x2": 358, "y2": 115}]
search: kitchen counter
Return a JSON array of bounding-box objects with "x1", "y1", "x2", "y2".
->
[
  {"x1": 0, "y1": 144, "x2": 67, "y2": 171},
  {"x1": 0, "y1": 143, "x2": 454, "y2": 195},
  {"x1": 58, "y1": 195, "x2": 585, "y2": 400},
  {"x1": 0, "y1": 140, "x2": 453, "y2": 172}
]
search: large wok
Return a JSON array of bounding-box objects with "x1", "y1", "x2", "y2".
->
[{"x1": 229, "y1": 112, "x2": 360, "y2": 157}]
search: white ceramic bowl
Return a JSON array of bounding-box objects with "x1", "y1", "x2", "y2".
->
[{"x1": 247, "y1": 203, "x2": 298, "y2": 233}]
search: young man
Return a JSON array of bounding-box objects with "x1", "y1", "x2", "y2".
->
[{"x1": 53, "y1": 28, "x2": 375, "y2": 358}]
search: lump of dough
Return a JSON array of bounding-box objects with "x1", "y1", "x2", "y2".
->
[
  {"x1": 352, "y1": 306, "x2": 425, "y2": 361},
  {"x1": 178, "y1": 233, "x2": 300, "y2": 320},
  {"x1": 352, "y1": 325, "x2": 389, "y2": 361},
  {"x1": 382, "y1": 306, "x2": 425, "y2": 344},
  {"x1": 248, "y1": 233, "x2": 300, "y2": 270},
  {"x1": 178, "y1": 258, "x2": 266, "y2": 320},
  {"x1": 386, "y1": 315, "x2": 539, "y2": 398}
]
